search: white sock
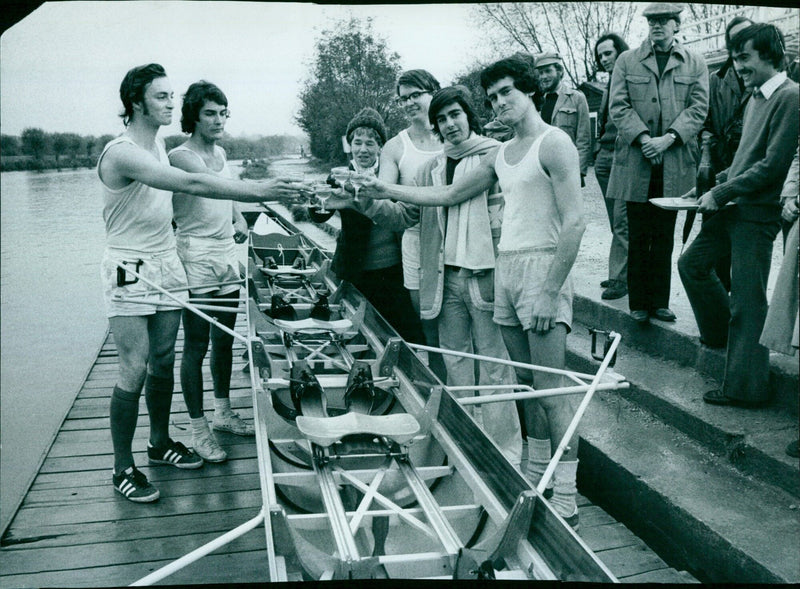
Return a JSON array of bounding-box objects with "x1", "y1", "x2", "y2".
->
[
  {"x1": 191, "y1": 415, "x2": 211, "y2": 440},
  {"x1": 214, "y1": 398, "x2": 232, "y2": 418},
  {"x1": 550, "y1": 460, "x2": 579, "y2": 518},
  {"x1": 525, "y1": 437, "x2": 553, "y2": 488}
]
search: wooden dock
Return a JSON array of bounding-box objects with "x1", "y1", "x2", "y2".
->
[{"x1": 0, "y1": 316, "x2": 696, "y2": 585}]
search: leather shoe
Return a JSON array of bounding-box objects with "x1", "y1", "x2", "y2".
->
[
  {"x1": 703, "y1": 389, "x2": 766, "y2": 408},
  {"x1": 600, "y1": 279, "x2": 611, "y2": 288},
  {"x1": 651, "y1": 308, "x2": 676, "y2": 322},
  {"x1": 601, "y1": 281, "x2": 628, "y2": 300},
  {"x1": 631, "y1": 310, "x2": 649, "y2": 324}
]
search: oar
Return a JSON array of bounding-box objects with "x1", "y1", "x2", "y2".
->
[
  {"x1": 114, "y1": 263, "x2": 248, "y2": 343},
  {"x1": 117, "y1": 278, "x2": 244, "y2": 298},
  {"x1": 112, "y1": 297, "x2": 245, "y2": 314}
]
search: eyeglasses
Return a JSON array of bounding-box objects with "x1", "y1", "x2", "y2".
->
[
  {"x1": 396, "y1": 91, "x2": 429, "y2": 105},
  {"x1": 647, "y1": 17, "x2": 674, "y2": 26}
]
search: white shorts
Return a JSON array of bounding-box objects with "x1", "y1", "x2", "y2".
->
[
  {"x1": 101, "y1": 248, "x2": 189, "y2": 317},
  {"x1": 493, "y1": 247, "x2": 573, "y2": 332},
  {"x1": 176, "y1": 235, "x2": 241, "y2": 296},
  {"x1": 401, "y1": 225, "x2": 421, "y2": 290}
]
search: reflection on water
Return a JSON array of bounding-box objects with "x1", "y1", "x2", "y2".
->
[{"x1": 1, "y1": 168, "x2": 116, "y2": 530}]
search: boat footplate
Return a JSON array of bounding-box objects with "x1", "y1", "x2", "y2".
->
[
  {"x1": 453, "y1": 490, "x2": 537, "y2": 579},
  {"x1": 275, "y1": 317, "x2": 354, "y2": 335},
  {"x1": 297, "y1": 412, "x2": 421, "y2": 447}
]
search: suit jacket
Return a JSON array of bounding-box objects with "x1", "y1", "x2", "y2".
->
[{"x1": 607, "y1": 39, "x2": 709, "y2": 202}]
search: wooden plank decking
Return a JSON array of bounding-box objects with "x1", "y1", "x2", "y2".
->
[{"x1": 0, "y1": 317, "x2": 695, "y2": 586}]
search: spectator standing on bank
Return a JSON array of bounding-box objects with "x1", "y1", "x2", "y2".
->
[
  {"x1": 694, "y1": 16, "x2": 755, "y2": 293},
  {"x1": 761, "y1": 147, "x2": 798, "y2": 457},
  {"x1": 607, "y1": 2, "x2": 709, "y2": 324},
  {"x1": 533, "y1": 53, "x2": 592, "y2": 186},
  {"x1": 678, "y1": 24, "x2": 799, "y2": 407},
  {"x1": 593, "y1": 33, "x2": 631, "y2": 301}
]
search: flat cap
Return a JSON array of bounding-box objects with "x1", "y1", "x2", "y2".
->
[
  {"x1": 642, "y1": 3, "x2": 684, "y2": 18},
  {"x1": 534, "y1": 52, "x2": 563, "y2": 69}
]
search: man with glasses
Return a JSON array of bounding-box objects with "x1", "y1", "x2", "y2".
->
[
  {"x1": 380, "y1": 69, "x2": 446, "y2": 380},
  {"x1": 606, "y1": 2, "x2": 708, "y2": 324},
  {"x1": 169, "y1": 81, "x2": 253, "y2": 464}
]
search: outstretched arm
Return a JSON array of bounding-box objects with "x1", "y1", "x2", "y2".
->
[
  {"x1": 103, "y1": 141, "x2": 297, "y2": 203},
  {"x1": 358, "y1": 149, "x2": 499, "y2": 207}
]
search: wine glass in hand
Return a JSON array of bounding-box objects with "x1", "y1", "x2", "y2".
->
[
  {"x1": 331, "y1": 167, "x2": 351, "y2": 189},
  {"x1": 349, "y1": 168, "x2": 374, "y2": 202},
  {"x1": 312, "y1": 183, "x2": 334, "y2": 213}
]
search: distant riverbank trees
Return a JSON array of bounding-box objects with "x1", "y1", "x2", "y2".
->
[
  {"x1": 1, "y1": 128, "x2": 306, "y2": 172},
  {"x1": 296, "y1": 17, "x2": 407, "y2": 165}
]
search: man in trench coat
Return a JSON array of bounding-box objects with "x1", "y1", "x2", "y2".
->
[{"x1": 607, "y1": 2, "x2": 708, "y2": 323}]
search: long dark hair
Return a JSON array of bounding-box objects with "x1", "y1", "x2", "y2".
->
[
  {"x1": 119, "y1": 63, "x2": 167, "y2": 127},
  {"x1": 180, "y1": 81, "x2": 228, "y2": 134},
  {"x1": 594, "y1": 33, "x2": 629, "y2": 72}
]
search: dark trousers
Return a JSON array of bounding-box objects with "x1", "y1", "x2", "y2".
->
[
  {"x1": 678, "y1": 209, "x2": 780, "y2": 402},
  {"x1": 352, "y1": 263, "x2": 425, "y2": 345},
  {"x1": 626, "y1": 174, "x2": 677, "y2": 311}
]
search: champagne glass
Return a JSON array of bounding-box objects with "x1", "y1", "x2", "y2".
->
[
  {"x1": 349, "y1": 169, "x2": 373, "y2": 202},
  {"x1": 313, "y1": 183, "x2": 334, "y2": 213},
  {"x1": 331, "y1": 167, "x2": 351, "y2": 189}
]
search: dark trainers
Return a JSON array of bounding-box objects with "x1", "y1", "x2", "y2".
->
[
  {"x1": 113, "y1": 466, "x2": 160, "y2": 503},
  {"x1": 265, "y1": 256, "x2": 279, "y2": 270},
  {"x1": 292, "y1": 256, "x2": 306, "y2": 270},
  {"x1": 147, "y1": 440, "x2": 203, "y2": 469}
]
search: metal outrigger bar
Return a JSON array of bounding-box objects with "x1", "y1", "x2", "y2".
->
[{"x1": 406, "y1": 332, "x2": 626, "y2": 497}]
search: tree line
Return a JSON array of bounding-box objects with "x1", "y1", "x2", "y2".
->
[
  {"x1": 1, "y1": 129, "x2": 305, "y2": 172},
  {"x1": 296, "y1": 3, "x2": 762, "y2": 164}
]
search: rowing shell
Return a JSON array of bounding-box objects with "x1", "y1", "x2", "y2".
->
[{"x1": 239, "y1": 209, "x2": 620, "y2": 582}]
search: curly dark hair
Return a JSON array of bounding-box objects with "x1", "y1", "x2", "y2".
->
[
  {"x1": 180, "y1": 81, "x2": 228, "y2": 134},
  {"x1": 479, "y1": 54, "x2": 538, "y2": 94},
  {"x1": 119, "y1": 63, "x2": 167, "y2": 127}
]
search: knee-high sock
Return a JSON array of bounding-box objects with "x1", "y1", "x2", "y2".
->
[
  {"x1": 550, "y1": 460, "x2": 579, "y2": 518},
  {"x1": 145, "y1": 373, "x2": 174, "y2": 448},
  {"x1": 110, "y1": 385, "x2": 141, "y2": 474},
  {"x1": 525, "y1": 437, "x2": 553, "y2": 489}
]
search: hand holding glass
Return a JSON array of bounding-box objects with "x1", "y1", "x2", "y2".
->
[{"x1": 312, "y1": 183, "x2": 334, "y2": 213}]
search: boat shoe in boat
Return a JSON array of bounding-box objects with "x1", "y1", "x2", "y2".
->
[
  {"x1": 147, "y1": 440, "x2": 203, "y2": 469},
  {"x1": 270, "y1": 294, "x2": 298, "y2": 320},
  {"x1": 290, "y1": 360, "x2": 328, "y2": 418},
  {"x1": 309, "y1": 294, "x2": 331, "y2": 321},
  {"x1": 344, "y1": 361, "x2": 375, "y2": 414},
  {"x1": 113, "y1": 465, "x2": 160, "y2": 503}
]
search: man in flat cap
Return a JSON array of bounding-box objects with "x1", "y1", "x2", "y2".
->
[
  {"x1": 607, "y1": 2, "x2": 708, "y2": 324},
  {"x1": 533, "y1": 53, "x2": 592, "y2": 185}
]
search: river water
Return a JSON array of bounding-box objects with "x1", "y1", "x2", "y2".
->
[{"x1": 0, "y1": 157, "x2": 333, "y2": 533}]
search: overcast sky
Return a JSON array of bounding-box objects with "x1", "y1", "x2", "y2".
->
[{"x1": 0, "y1": 1, "x2": 497, "y2": 138}]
